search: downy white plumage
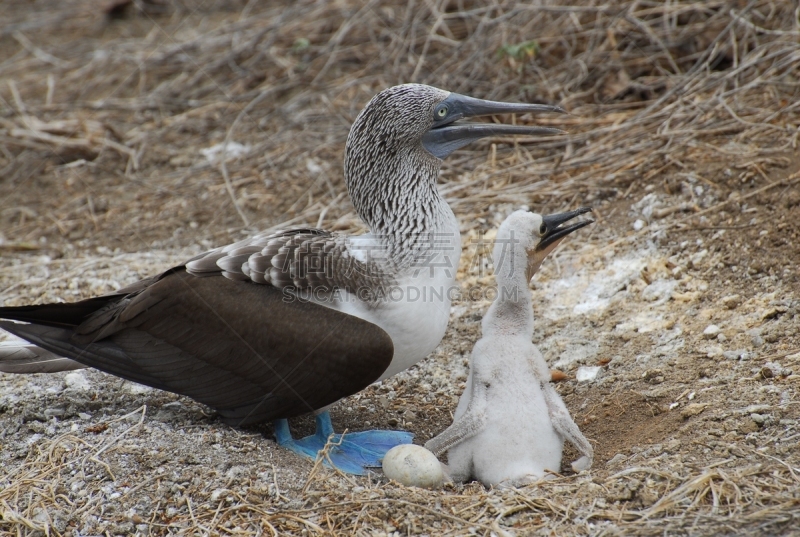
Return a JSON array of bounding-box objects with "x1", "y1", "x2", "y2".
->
[{"x1": 425, "y1": 208, "x2": 595, "y2": 487}]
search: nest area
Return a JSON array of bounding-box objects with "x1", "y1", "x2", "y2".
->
[{"x1": 1, "y1": 1, "x2": 799, "y2": 535}]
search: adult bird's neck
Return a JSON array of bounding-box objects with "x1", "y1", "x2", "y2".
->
[{"x1": 345, "y1": 145, "x2": 457, "y2": 258}]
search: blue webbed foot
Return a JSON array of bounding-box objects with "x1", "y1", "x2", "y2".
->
[{"x1": 274, "y1": 411, "x2": 413, "y2": 475}]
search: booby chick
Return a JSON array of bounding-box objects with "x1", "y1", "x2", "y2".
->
[
  {"x1": 0, "y1": 84, "x2": 564, "y2": 475},
  {"x1": 425, "y1": 208, "x2": 594, "y2": 487}
]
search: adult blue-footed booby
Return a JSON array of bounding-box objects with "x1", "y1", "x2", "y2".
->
[
  {"x1": 0, "y1": 84, "x2": 564, "y2": 474},
  {"x1": 425, "y1": 209, "x2": 594, "y2": 486}
]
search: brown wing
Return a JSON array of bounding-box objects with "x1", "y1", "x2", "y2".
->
[{"x1": 0, "y1": 268, "x2": 393, "y2": 425}]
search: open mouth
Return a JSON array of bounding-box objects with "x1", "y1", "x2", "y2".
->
[
  {"x1": 422, "y1": 93, "x2": 566, "y2": 159},
  {"x1": 536, "y1": 207, "x2": 594, "y2": 252}
]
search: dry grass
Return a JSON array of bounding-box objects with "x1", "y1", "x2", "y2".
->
[
  {"x1": 2, "y1": 426, "x2": 799, "y2": 535},
  {"x1": 2, "y1": 0, "x2": 798, "y2": 247},
  {"x1": 1, "y1": 0, "x2": 800, "y2": 535}
]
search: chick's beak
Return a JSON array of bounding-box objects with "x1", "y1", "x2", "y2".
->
[{"x1": 526, "y1": 207, "x2": 594, "y2": 281}]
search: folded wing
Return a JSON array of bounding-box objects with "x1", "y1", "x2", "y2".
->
[{"x1": 0, "y1": 268, "x2": 393, "y2": 425}]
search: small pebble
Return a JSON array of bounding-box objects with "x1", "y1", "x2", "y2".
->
[
  {"x1": 44, "y1": 408, "x2": 65, "y2": 418},
  {"x1": 681, "y1": 403, "x2": 707, "y2": 419},
  {"x1": 723, "y1": 349, "x2": 749, "y2": 361},
  {"x1": 740, "y1": 421, "x2": 759, "y2": 433},
  {"x1": 211, "y1": 488, "x2": 231, "y2": 502},
  {"x1": 382, "y1": 445, "x2": 443, "y2": 489},
  {"x1": 703, "y1": 325, "x2": 720, "y2": 339},
  {"x1": 606, "y1": 453, "x2": 626, "y2": 466},
  {"x1": 633, "y1": 219, "x2": 645, "y2": 231},
  {"x1": 721, "y1": 294, "x2": 741, "y2": 309},
  {"x1": 642, "y1": 369, "x2": 664, "y2": 384},
  {"x1": 689, "y1": 249, "x2": 708, "y2": 269},
  {"x1": 126, "y1": 382, "x2": 154, "y2": 395}
]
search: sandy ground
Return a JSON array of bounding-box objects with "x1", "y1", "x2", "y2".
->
[{"x1": 1, "y1": 1, "x2": 799, "y2": 535}]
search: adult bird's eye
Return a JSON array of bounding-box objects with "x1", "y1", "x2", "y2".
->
[
  {"x1": 436, "y1": 106, "x2": 448, "y2": 118},
  {"x1": 540, "y1": 223, "x2": 547, "y2": 235}
]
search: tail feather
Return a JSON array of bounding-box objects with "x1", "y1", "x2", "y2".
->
[
  {"x1": 0, "y1": 339, "x2": 86, "y2": 373},
  {"x1": 0, "y1": 293, "x2": 120, "y2": 374},
  {"x1": 0, "y1": 320, "x2": 171, "y2": 392},
  {"x1": 0, "y1": 296, "x2": 113, "y2": 329}
]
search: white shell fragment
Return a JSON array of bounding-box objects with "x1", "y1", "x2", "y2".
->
[
  {"x1": 382, "y1": 444, "x2": 443, "y2": 489},
  {"x1": 576, "y1": 366, "x2": 601, "y2": 382}
]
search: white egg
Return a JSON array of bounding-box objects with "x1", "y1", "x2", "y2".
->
[{"x1": 382, "y1": 444, "x2": 443, "y2": 489}]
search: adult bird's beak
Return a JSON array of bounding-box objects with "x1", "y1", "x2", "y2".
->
[
  {"x1": 422, "y1": 93, "x2": 566, "y2": 159},
  {"x1": 527, "y1": 207, "x2": 593, "y2": 281}
]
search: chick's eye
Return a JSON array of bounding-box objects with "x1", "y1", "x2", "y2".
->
[
  {"x1": 436, "y1": 106, "x2": 448, "y2": 118},
  {"x1": 540, "y1": 223, "x2": 547, "y2": 235}
]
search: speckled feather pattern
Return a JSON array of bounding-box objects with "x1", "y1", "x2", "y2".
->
[
  {"x1": 345, "y1": 85, "x2": 456, "y2": 257},
  {"x1": 188, "y1": 84, "x2": 460, "y2": 301},
  {"x1": 185, "y1": 229, "x2": 393, "y2": 300}
]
